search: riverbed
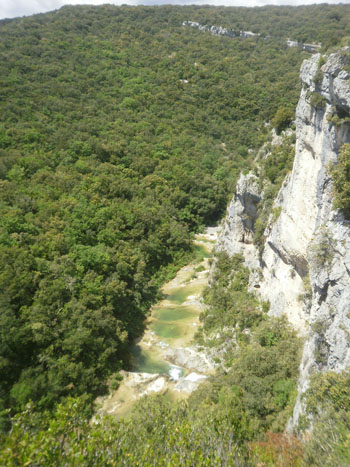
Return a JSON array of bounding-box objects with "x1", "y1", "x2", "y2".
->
[{"x1": 95, "y1": 227, "x2": 218, "y2": 417}]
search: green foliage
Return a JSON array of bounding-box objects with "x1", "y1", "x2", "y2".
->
[
  {"x1": 261, "y1": 136, "x2": 295, "y2": 191},
  {"x1": 327, "y1": 105, "x2": 350, "y2": 126},
  {"x1": 199, "y1": 252, "x2": 262, "y2": 348},
  {"x1": 305, "y1": 370, "x2": 350, "y2": 416},
  {"x1": 309, "y1": 227, "x2": 335, "y2": 270},
  {"x1": 314, "y1": 69, "x2": 324, "y2": 85},
  {"x1": 254, "y1": 135, "x2": 295, "y2": 255},
  {"x1": 314, "y1": 56, "x2": 326, "y2": 85},
  {"x1": 110, "y1": 372, "x2": 123, "y2": 391},
  {"x1": 271, "y1": 107, "x2": 294, "y2": 135},
  {"x1": 0, "y1": 4, "x2": 311, "y2": 415},
  {"x1": 226, "y1": 317, "x2": 301, "y2": 434},
  {"x1": 309, "y1": 314, "x2": 331, "y2": 367},
  {"x1": 272, "y1": 206, "x2": 282, "y2": 222},
  {"x1": 0, "y1": 396, "x2": 250, "y2": 465},
  {"x1": 0, "y1": 4, "x2": 349, "y2": 464},
  {"x1": 197, "y1": 316, "x2": 301, "y2": 435},
  {"x1": 302, "y1": 370, "x2": 350, "y2": 466},
  {"x1": 297, "y1": 273, "x2": 313, "y2": 310},
  {"x1": 330, "y1": 143, "x2": 350, "y2": 219},
  {"x1": 303, "y1": 408, "x2": 350, "y2": 467},
  {"x1": 307, "y1": 91, "x2": 327, "y2": 109},
  {"x1": 197, "y1": 251, "x2": 301, "y2": 434}
]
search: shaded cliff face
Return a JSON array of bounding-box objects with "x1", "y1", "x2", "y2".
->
[
  {"x1": 218, "y1": 49, "x2": 350, "y2": 424},
  {"x1": 217, "y1": 172, "x2": 261, "y2": 267}
]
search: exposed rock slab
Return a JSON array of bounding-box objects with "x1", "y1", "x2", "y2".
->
[{"x1": 163, "y1": 346, "x2": 215, "y2": 373}]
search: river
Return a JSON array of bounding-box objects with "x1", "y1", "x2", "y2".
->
[{"x1": 95, "y1": 227, "x2": 218, "y2": 418}]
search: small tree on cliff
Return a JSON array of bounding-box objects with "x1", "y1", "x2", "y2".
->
[
  {"x1": 271, "y1": 107, "x2": 294, "y2": 135},
  {"x1": 331, "y1": 143, "x2": 350, "y2": 219}
]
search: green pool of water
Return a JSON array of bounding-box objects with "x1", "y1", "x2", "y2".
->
[
  {"x1": 165, "y1": 287, "x2": 190, "y2": 304},
  {"x1": 165, "y1": 281, "x2": 204, "y2": 304},
  {"x1": 130, "y1": 237, "x2": 214, "y2": 375},
  {"x1": 153, "y1": 306, "x2": 195, "y2": 322},
  {"x1": 131, "y1": 345, "x2": 170, "y2": 374},
  {"x1": 150, "y1": 321, "x2": 182, "y2": 339},
  {"x1": 194, "y1": 244, "x2": 211, "y2": 260}
]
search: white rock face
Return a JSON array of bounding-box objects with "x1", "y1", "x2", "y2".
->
[
  {"x1": 139, "y1": 376, "x2": 167, "y2": 397},
  {"x1": 218, "y1": 49, "x2": 350, "y2": 427},
  {"x1": 163, "y1": 346, "x2": 215, "y2": 373},
  {"x1": 217, "y1": 172, "x2": 261, "y2": 270},
  {"x1": 174, "y1": 372, "x2": 207, "y2": 393}
]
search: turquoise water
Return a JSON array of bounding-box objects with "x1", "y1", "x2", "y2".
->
[{"x1": 165, "y1": 282, "x2": 202, "y2": 304}]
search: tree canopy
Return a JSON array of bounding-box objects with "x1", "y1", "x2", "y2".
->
[{"x1": 2, "y1": 5, "x2": 350, "y2": 463}]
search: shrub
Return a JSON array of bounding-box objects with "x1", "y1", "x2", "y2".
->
[
  {"x1": 305, "y1": 370, "x2": 350, "y2": 416},
  {"x1": 250, "y1": 432, "x2": 303, "y2": 466},
  {"x1": 272, "y1": 206, "x2": 282, "y2": 222},
  {"x1": 254, "y1": 135, "x2": 295, "y2": 257},
  {"x1": 200, "y1": 252, "x2": 262, "y2": 344},
  {"x1": 271, "y1": 107, "x2": 295, "y2": 135},
  {"x1": 309, "y1": 227, "x2": 335, "y2": 270},
  {"x1": 303, "y1": 371, "x2": 350, "y2": 466},
  {"x1": 219, "y1": 317, "x2": 301, "y2": 434},
  {"x1": 314, "y1": 56, "x2": 326, "y2": 85},
  {"x1": 330, "y1": 143, "x2": 350, "y2": 219},
  {"x1": 307, "y1": 91, "x2": 327, "y2": 109},
  {"x1": 298, "y1": 273, "x2": 312, "y2": 307}
]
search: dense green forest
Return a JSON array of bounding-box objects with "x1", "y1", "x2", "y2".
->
[
  {"x1": 0, "y1": 4, "x2": 304, "y2": 417},
  {"x1": 2, "y1": 3, "x2": 350, "y2": 464}
]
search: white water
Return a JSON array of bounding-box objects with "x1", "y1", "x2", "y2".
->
[{"x1": 169, "y1": 365, "x2": 183, "y2": 381}]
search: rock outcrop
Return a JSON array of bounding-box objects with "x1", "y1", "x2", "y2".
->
[
  {"x1": 182, "y1": 21, "x2": 259, "y2": 40},
  {"x1": 218, "y1": 49, "x2": 350, "y2": 426},
  {"x1": 163, "y1": 346, "x2": 215, "y2": 373},
  {"x1": 217, "y1": 172, "x2": 261, "y2": 270}
]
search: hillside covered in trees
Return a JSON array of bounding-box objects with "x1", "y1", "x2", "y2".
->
[{"x1": 2, "y1": 3, "x2": 350, "y2": 464}]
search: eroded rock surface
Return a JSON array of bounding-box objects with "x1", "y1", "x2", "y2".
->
[
  {"x1": 217, "y1": 172, "x2": 261, "y2": 270},
  {"x1": 218, "y1": 50, "x2": 350, "y2": 427},
  {"x1": 163, "y1": 346, "x2": 215, "y2": 373}
]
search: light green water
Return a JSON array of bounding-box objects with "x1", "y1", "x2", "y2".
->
[
  {"x1": 165, "y1": 286, "x2": 193, "y2": 304},
  {"x1": 131, "y1": 238, "x2": 214, "y2": 375},
  {"x1": 149, "y1": 321, "x2": 182, "y2": 339},
  {"x1": 153, "y1": 306, "x2": 195, "y2": 322},
  {"x1": 98, "y1": 234, "x2": 217, "y2": 419},
  {"x1": 194, "y1": 244, "x2": 211, "y2": 260},
  {"x1": 131, "y1": 345, "x2": 170, "y2": 374}
]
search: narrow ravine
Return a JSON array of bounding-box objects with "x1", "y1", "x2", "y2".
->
[{"x1": 95, "y1": 227, "x2": 218, "y2": 418}]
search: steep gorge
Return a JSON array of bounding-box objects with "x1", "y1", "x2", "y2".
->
[{"x1": 217, "y1": 49, "x2": 350, "y2": 426}]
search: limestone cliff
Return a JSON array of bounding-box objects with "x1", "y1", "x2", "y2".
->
[
  {"x1": 217, "y1": 172, "x2": 261, "y2": 268},
  {"x1": 218, "y1": 49, "x2": 350, "y2": 425}
]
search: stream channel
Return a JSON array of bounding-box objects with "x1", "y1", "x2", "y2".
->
[{"x1": 96, "y1": 227, "x2": 218, "y2": 418}]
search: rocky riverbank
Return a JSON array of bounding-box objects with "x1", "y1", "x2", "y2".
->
[{"x1": 95, "y1": 227, "x2": 218, "y2": 418}]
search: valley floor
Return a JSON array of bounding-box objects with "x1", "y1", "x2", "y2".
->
[{"x1": 95, "y1": 227, "x2": 219, "y2": 418}]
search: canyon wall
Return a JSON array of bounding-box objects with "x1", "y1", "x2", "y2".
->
[{"x1": 217, "y1": 49, "x2": 350, "y2": 425}]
